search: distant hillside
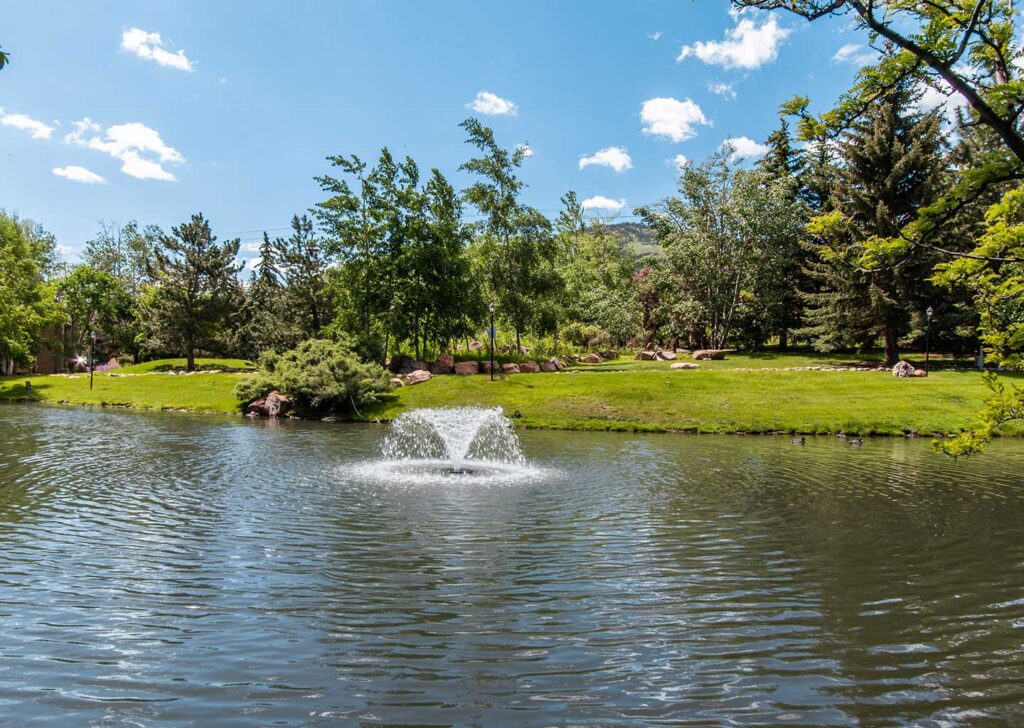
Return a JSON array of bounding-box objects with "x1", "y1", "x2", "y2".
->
[{"x1": 603, "y1": 221, "x2": 662, "y2": 259}]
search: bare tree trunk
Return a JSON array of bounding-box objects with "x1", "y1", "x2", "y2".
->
[{"x1": 883, "y1": 323, "x2": 899, "y2": 366}]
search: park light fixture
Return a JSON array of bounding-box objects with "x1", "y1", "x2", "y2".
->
[
  {"x1": 925, "y1": 306, "x2": 934, "y2": 373},
  {"x1": 488, "y1": 303, "x2": 496, "y2": 382},
  {"x1": 89, "y1": 330, "x2": 96, "y2": 390}
]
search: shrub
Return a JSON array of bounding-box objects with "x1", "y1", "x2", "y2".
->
[{"x1": 235, "y1": 338, "x2": 391, "y2": 414}]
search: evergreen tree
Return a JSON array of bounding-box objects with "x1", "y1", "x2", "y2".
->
[
  {"x1": 759, "y1": 117, "x2": 802, "y2": 180},
  {"x1": 274, "y1": 215, "x2": 332, "y2": 341},
  {"x1": 143, "y1": 214, "x2": 241, "y2": 370},
  {"x1": 238, "y1": 233, "x2": 289, "y2": 357},
  {"x1": 799, "y1": 84, "x2": 947, "y2": 364}
]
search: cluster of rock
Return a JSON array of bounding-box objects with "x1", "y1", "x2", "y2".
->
[
  {"x1": 246, "y1": 390, "x2": 293, "y2": 417},
  {"x1": 892, "y1": 360, "x2": 928, "y2": 378},
  {"x1": 387, "y1": 353, "x2": 569, "y2": 386},
  {"x1": 635, "y1": 348, "x2": 679, "y2": 361}
]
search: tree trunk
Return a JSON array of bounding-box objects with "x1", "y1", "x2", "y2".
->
[
  {"x1": 515, "y1": 328, "x2": 521, "y2": 356},
  {"x1": 778, "y1": 329, "x2": 789, "y2": 352},
  {"x1": 186, "y1": 344, "x2": 196, "y2": 372},
  {"x1": 883, "y1": 323, "x2": 899, "y2": 366}
]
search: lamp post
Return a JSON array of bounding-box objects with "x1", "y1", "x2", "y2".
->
[
  {"x1": 89, "y1": 330, "x2": 96, "y2": 390},
  {"x1": 925, "y1": 306, "x2": 934, "y2": 373},
  {"x1": 488, "y1": 303, "x2": 496, "y2": 382}
]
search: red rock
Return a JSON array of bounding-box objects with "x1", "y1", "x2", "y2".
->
[
  {"x1": 432, "y1": 353, "x2": 455, "y2": 375},
  {"x1": 519, "y1": 361, "x2": 540, "y2": 373},
  {"x1": 582, "y1": 353, "x2": 604, "y2": 364},
  {"x1": 692, "y1": 349, "x2": 727, "y2": 360},
  {"x1": 636, "y1": 350, "x2": 657, "y2": 361},
  {"x1": 539, "y1": 361, "x2": 558, "y2": 372},
  {"x1": 454, "y1": 360, "x2": 479, "y2": 375},
  {"x1": 502, "y1": 363, "x2": 521, "y2": 374},
  {"x1": 406, "y1": 370, "x2": 432, "y2": 385},
  {"x1": 265, "y1": 390, "x2": 292, "y2": 418}
]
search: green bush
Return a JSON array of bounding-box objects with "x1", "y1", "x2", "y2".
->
[{"x1": 235, "y1": 338, "x2": 391, "y2": 413}]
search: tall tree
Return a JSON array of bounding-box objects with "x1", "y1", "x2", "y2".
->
[
  {"x1": 274, "y1": 214, "x2": 332, "y2": 342},
  {"x1": 0, "y1": 212, "x2": 60, "y2": 374},
  {"x1": 84, "y1": 220, "x2": 159, "y2": 297},
  {"x1": 800, "y1": 84, "x2": 947, "y2": 364},
  {"x1": 143, "y1": 214, "x2": 241, "y2": 371},
  {"x1": 54, "y1": 265, "x2": 133, "y2": 369},
  {"x1": 238, "y1": 233, "x2": 288, "y2": 357}
]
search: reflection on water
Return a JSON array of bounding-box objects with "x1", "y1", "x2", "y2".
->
[{"x1": 2, "y1": 404, "x2": 1024, "y2": 725}]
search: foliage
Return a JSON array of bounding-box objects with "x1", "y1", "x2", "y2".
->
[
  {"x1": 235, "y1": 338, "x2": 391, "y2": 413},
  {"x1": 54, "y1": 265, "x2": 134, "y2": 365},
  {"x1": 0, "y1": 211, "x2": 62, "y2": 373},
  {"x1": 142, "y1": 214, "x2": 241, "y2": 370},
  {"x1": 0, "y1": 45, "x2": 9, "y2": 70}
]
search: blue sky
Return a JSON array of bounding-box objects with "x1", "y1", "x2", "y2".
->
[{"x1": 1, "y1": 0, "x2": 865, "y2": 266}]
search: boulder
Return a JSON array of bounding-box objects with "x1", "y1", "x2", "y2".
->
[
  {"x1": 412, "y1": 360, "x2": 430, "y2": 372},
  {"x1": 469, "y1": 340, "x2": 484, "y2": 352},
  {"x1": 892, "y1": 360, "x2": 916, "y2": 378},
  {"x1": 599, "y1": 350, "x2": 619, "y2": 360},
  {"x1": 519, "y1": 361, "x2": 541, "y2": 373},
  {"x1": 388, "y1": 355, "x2": 414, "y2": 374},
  {"x1": 265, "y1": 390, "x2": 292, "y2": 418},
  {"x1": 636, "y1": 350, "x2": 658, "y2": 361},
  {"x1": 406, "y1": 370, "x2": 432, "y2": 385},
  {"x1": 657, "y1": 350, "x2": 677, "y2": 361},
  {"x1": 550, "y1": 358, "x2": 565, "y2": 371},
  {"x1": 671, "y1": 362, "x2": 700, "y2": 370},
  {"x1": 582, "y1": 353, "x2": 604, "y2": 364},
  {"x1": 693, "y1": 349, "x2": 728, "y2": 361},
  {"x1": 432, "y1": 353, "x2": 455, "y2": 375},
  {"x1": 502, "y1": 363, "x2": 521, "y2": 374},
  {"x1": 390, "y1": 377, "x2": 405, "y2": 387},
  {"x1": 913, "y1": 368, "x2": 928, "y2": 378},
  {"x1": 246, "y1": 397, "x2": 268, "y2": 416},
  {"x1": 540, "y1": 361, "x2": 558, "y2": 372},
  {"x1": 454, "y1": 360, "x2": 479, "y2": 375}
]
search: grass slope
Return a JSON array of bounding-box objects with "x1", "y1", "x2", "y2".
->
[{"x1": 362, "y1": 366, "x2": 1022, "y2": 436}]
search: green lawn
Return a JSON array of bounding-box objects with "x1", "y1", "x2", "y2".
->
[
  {"x1": 116, "y1": 358, "x2": 255, "y2": 374},
  {"x1": 1, "y1": 354, "x2": 1017, "y2": 437}
]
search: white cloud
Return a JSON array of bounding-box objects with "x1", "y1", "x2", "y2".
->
[
  {"x1": 640, "y1": 97, "x2": 711, "y2": 142},
  {"x1": 832, "y1": 43, "x2": 875, "y2": 66},
  {"x1": 915, "y1": 82, "x2": 969, "y2": 125},
  {"x1": 65, "y1": 118, "x2": 185, "y2": 181},
  {"x1": 52, "y1": 165, "x2": 106, "y2": 184},
  {"x1": 671, "y1": 154, "x2": 689, "y2": 171},
  {"x1": 581, "y1": 195, "x2": 626, "y2": 213},
  {"x1": 722, "y1": 136, "x2": 769, "y2": 159},
  {"x1": 707, "y1": 81, "x2": 737, "y2": 100},
  {"x1": 0, "y1": 108, "x2": 55, "y2": 139},
  {"x1": 678, "y1": 13, "x2": 790, "y2": 69},
  {"x1": 240, "y1": 241, "x2": 262, "y2": 252},
  {"x1": 516, "y1": 142, "x2": 533, "y2": 158},
  {"x1": 467, "y1": 91, "x2": 518, "y2": 116},
  {"x1": 121, "y1": 28, "x2": 194, "y2": 71},
  {"x1": 579, "y1": 146, "x2": 633, "y2": 173},
  {"x1": 649, "y1": 31, "x2": 663, "y2": 41}
]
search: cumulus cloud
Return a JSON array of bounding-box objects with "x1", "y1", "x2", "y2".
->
[
  {"x1": 467, "y1": 91, "x2": 518, "y2": 116},
  {"x1": 65, "y1": 118, "x2": 185, "y2": 181},
  {"x1": 678, "y1": 12, "x2": 790, "y2": 69},
  {"x1": 640, "y1": 97, "x2": 710, "y2": 142},
  {"x1": 722, "y1": 136, "x2": 769, "y2": 159},
  {"x1": 581, "y1": 195, "x2": 626, "y2": 213},
  {"x1": 121, "y1": 28, "x2": 194, "y2": 71},
  {"x1": 707, "y1": 81, "x2": 737, "y2": 100},
  {"x1": 579, "y1": 146, "x2": 633, "y2": 173},
  {"x1": 0, "y1": 108, "x2": 55, "y2": 139},
  {"x1": 832, "y1": 43, "x2": 875, "y2": 66},
  {"x1": 671, "y1": 154, "x2": 689, "y2": 171},
  {"x1": 916, "y1": 82, "x2": 969, "y2": 125},
  {"x1": 52, "y1": 165, "x2": 106, "y2": 184}
]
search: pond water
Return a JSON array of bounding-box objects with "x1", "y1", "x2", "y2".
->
[{"x1": 2, "y1": 405, "x2": 1024, "y2": 726}]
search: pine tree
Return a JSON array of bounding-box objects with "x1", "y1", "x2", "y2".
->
[
  {"x1": 275, "y1": 215, "x2": 332, "y2": 341},
  {"x1": 799, "y1": 84, "x2": 947, "y2": 364},
  {"x1": 144, "y1": 214, "x2": 241, "y2": 370}
]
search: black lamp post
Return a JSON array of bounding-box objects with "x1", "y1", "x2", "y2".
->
[
  {"x1": 489, "y1": 303, "x2": 496, "y2": 382},
  {"x1": 89, "y1": 330, "x2": 96, "y2": 390},
  {"x1": 925, "y1": 306, "x2": 934, "y2": 373}
]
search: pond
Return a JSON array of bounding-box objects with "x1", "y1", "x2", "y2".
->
[{"x1": 2, "y1": 404, "x2": 1024, "y2": 726}]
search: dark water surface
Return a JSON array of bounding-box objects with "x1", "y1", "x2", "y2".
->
[{"x1": 2, "y1": 404, "x2": 1024, "y2": 726}]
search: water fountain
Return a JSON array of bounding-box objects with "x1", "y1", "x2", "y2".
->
[{"x1": 352, "y1": 407, "x2": 544, "y2": 485}]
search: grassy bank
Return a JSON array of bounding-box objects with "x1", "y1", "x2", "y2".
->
[{"x1": 1, "y1": 354, "x2": 1019, "y2": 436}]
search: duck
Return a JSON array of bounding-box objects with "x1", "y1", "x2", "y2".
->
[
  {"x1": 849, "y1": 438, "x2": 864, "y2": 446},
  {"x1": 791, "y1": 436, "x2": 805, "y2": 445}
]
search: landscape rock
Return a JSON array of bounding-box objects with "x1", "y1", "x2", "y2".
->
[
  {"x1": 892, "y1": 360, "x2": 916, "y2": 378},
  {"x1": 406, "y1": 370, "x2": 432, "y2": 385},
  {"x1": 431, "y1": 353, "x2": 455, "y2": 375},
  {"x1": 913, "y1": 368, "x2": 928, "y2": 378},
  {"x1": 693, "y1": 349, "x2": 728, "y2": 361},
  {"x1": 246, "y1": 397, "x2": 268, "y2": 416},
  {"x1": 599, "y1": 350, "x2": 618, "y2": 360},
  {"x1": 265, "y1": 390, "x2": 292, "y2": 418},
  {"x1": 540, "y1": 361, "x2": 558, "y2": 372},
  {"x1": 657, "y1": 350, "x2": 677, "y2": 361},
  {"x1": 469, "y1": 341, "x2": 484, "y2": 352},
  {"x1": 389, "y1": 377, "x2": 405, "y2": 387},
  {"x1": 388, "y1": 355, "x2": 414, "y2": 375},
  {"x1": 412, "y1": 360, "x2": 430, "y2": 372},
  {"x1": 636, "y1": 350, "x2": 658, "y2": 361},
  {"x1": 519, "y1": 361, "x2": 541, "y2": 373},
  {"x1": 582, "y1": 353, "x2": 604, "y2": 364},
  {"x1": 502, "y1": 363, "x2": 521, "y2": 374},
  {"x1": 454, "y1": 360, "x2": 479, "y2": 375},
  {"x1": 479, "y1": 360, "x2": 495, "y2": 374},
  {"x1": 671, "y1": 362, "x2": 700, "y2": 370}
]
